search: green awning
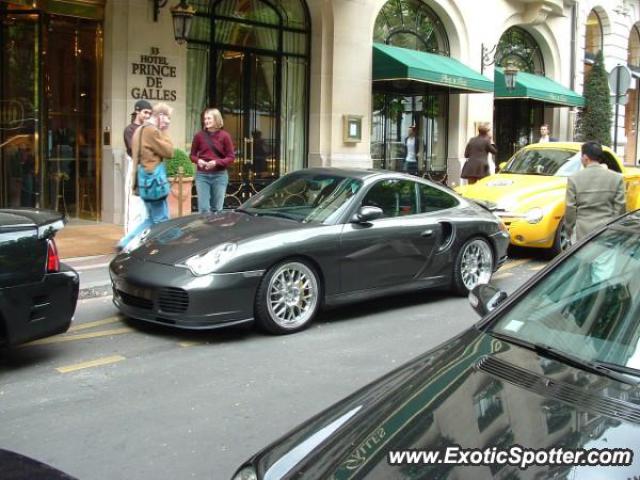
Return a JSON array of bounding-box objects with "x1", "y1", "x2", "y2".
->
[
  {"x1": 494, "y1": 68, "x2": 584, "y2": 107},
  {"x1": 373, "y1": 43, "x2": 493, "y2": 95}
]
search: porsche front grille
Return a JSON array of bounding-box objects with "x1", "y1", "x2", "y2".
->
[
  {"x1": 158, "y1": 287, "x2": 189, "y2": 313},
  {"x1": 117, "y1": 290, "x2": 153, "y2": 310}
]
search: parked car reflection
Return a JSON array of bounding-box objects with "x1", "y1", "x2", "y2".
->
[{"x1": 232, "y1": 211, "x2": 640, "y2": 479}]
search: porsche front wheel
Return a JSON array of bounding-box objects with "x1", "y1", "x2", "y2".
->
[{"x1": 255, "y1": 260, "x2": 321, "y2": 335}]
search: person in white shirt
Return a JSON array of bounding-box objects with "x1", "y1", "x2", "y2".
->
[
  {"x1": 404, "y1": 126, "x2": 418, "y2": 175},
  {"x1": 538, "y1": 124, "x2": 557, "y2": 143}
]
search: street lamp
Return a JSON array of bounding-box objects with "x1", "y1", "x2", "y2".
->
[
  {"x1": 480, "y1": 43, "x2": 519, "y2": 91},
  {"x1": 171, "y1": 0, "x2": 196, "y2": 45},
  {"x1": 152, "y1": 0, "x2": 196, "y2": 45},
  {"x1": 503, "y1": 62, "x2": 519, "y2": 91}
]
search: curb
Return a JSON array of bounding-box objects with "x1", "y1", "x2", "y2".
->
[{"x1": 79, "y1": 284, "x2": 112, "y2": 300}]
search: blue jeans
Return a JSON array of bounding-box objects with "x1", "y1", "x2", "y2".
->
[
  {"x1": 404, "y1": 161, "x2": 418, "y2": 176},
  {"x1": 196, "y1": 171, "x2": 228, "y2": 213},
  {"x1": 118, "y1": 198, "x2": 169, "y2": 249}
]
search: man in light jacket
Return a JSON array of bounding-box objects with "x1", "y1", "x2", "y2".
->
[{"x1": 565, "y1": 141, "x2": 626, "y2": 241}]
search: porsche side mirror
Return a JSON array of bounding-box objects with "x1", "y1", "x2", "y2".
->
[
  {"x1": 351, "y1": 206, "x2": 384, "y2": 223},
  {"x1": 498, "y1": 162, "x2": 507, "y2": 171},
  {"x1": 469, "y1": 283, "x2": 508, "y2": 317}
]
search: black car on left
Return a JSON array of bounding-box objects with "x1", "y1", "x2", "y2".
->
[
  {"x1": 0, "y1": 208, "x2": 79, "y2": 346},
  {"x1": 111, "y1": 168, "x2": 509, "y2": 334}
]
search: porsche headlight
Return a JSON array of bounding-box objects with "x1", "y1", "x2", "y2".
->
[
  {"x1": 185, "y1": 242, "x2": 237, "y2": 275},
  {"x1": 232, "y1": 466, "x2": 257, "y2": 480},
  {"x1": 524, "y1": 207, "x2": 544, "y2": 224}
]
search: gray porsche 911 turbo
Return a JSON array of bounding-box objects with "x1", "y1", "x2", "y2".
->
[{"x1": 110, "y1": 168, "x2": 509, "y2": 334}]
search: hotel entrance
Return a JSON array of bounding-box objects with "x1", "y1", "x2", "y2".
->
[
  {"x1": 186, "y1": 0, "x2": 310, "y2": 207},
  {"x1": 0, "y1": 2, "x2": 102, "y2": 219}
]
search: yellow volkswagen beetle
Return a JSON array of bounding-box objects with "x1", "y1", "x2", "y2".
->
[{"x1": 456, "y1": 142, "x2": 640, "y2": 256}]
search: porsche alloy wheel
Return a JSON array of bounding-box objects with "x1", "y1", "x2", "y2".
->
[
  {"x1": 255, "y1": 260, "x2": 320, "y2": 334},
  {"x1": 549, "y1": 220, "x2": 571, "y2": 257},
  {"x1": 453, "y1": 237, "x2": 494, "y2": 295}
]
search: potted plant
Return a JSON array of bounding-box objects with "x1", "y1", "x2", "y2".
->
[{"x1": 165, "y1": 148, "x2": 196, "y2": 218}]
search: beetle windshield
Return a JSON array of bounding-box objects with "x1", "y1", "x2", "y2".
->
[
  {"x1": 240, "y1": 172, "x2": 363, "y2": 224},
  {"x1": 502, "y1": 149, "x2": 581, "y2": 176},
  {"x1": 487, "y1": 217, "x2": 640, "y2": 374}
]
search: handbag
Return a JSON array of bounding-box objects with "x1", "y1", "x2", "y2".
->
[
  {"x1": 136, "y1": 126, "x2": 170, "y2": 201},
  {"x1": 202, "y1": 131, "x2": 226, "y2": 162}
]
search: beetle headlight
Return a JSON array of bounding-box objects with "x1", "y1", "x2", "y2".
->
[
  {"x1": 524, "y1": 207, "x2": 544, "y2": 224},
  {"x1": 185, "y1": 242, "x2": 237, "y2": 275},
  {"x1": 232, "y1": 466, "x2": 257, "y2": 480}
]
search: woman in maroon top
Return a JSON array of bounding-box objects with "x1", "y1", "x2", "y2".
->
[{"x1": 190, "y1": 108, "x2": 235, "y2": 212}]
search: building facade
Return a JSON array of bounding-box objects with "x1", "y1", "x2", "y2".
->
[{"x1": 1, "y1": 0, "x2": 639, "y2": 223}]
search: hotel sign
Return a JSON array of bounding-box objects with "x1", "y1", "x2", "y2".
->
[{"x1": 130, "y1": 47, "x2": 177, "y2": 102}]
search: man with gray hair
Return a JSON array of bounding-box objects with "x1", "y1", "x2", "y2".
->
[{"x1": 565, "y1": 141, "x2": 626, "y2": 241}]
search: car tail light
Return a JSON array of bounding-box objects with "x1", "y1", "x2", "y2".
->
[{"x1": 47, "y1": 238, "x2": 60, "y2": 273}]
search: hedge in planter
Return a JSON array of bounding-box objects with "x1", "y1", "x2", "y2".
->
[{"x1": 166, "y1": 148, "x2": 196, "y2": 217}]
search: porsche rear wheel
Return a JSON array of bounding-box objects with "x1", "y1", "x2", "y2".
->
[
  {"x1": 255, "y1": 260, "x2": 321, "y2": 334},
  {"x1": 453, "y1": 237, "x2": 494, "y2": 295},
  {"x1": 548, "y1": 219, "x2": 571, "y2": 258}
]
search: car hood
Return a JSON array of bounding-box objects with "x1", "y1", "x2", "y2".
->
[
  {"x1": 247, "y1": 329, "x2": 640, "y2": 479},
  {"x1": 457, "y1": 174, "x2": 567, "y2": 212},
  {"x1": 127, "y1": 211, "x2": 312, "y2": 265}
]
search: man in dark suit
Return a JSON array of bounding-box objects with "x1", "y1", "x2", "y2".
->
[{"x1": 565, "y1": 141, "x2": 626, "y2": 240}]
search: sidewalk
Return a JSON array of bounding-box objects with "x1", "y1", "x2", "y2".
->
[
  {"x1": 57, "y1": 222, "x2": 122, "y2": 259},
  {"x1": 57, "y1": 222, "x2": 123, "y2": 299}
]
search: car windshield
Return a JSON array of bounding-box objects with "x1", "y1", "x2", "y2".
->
[
  {"x1": 240, "y1": 171, "x2": 363, "y2": 224},
  {"x1": 502, "y1": 149, "x2": 581, "y2": 176},
  {"x1": 487, "y1": 221, "x2": 640, "y2": 374}
]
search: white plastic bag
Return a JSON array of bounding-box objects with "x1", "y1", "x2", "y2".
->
[{"x1": 124, "y1": 154, "x2": 148, "y2": 234}]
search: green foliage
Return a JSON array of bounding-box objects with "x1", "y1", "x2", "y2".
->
[
  {"x1": 165, "y1": 148, "x2": 195, "y2": 177},
  {"x1": 576, "y1": 51, "x2": 612, "y2": 146}
]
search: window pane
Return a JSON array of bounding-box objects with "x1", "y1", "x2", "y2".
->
[
  {"x1": 362, "y1": 179, "x2": 417, "y2": 217},
  {"x1": 419, "y1": 184, "x2": 458, "y2": 212},
  {"x1": 283, "y1": 31, "x2": 306, "y2": 55},
  {"x1": 214, "y1": 23, "x2": 278, "y2": 50}
]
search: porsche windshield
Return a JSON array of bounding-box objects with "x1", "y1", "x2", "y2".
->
[
  {"x1": 240, "y1": 172, "x2": 363, "y2": 224},
  {"x1": 502, "y1": 149, "x2": 581, "y2": 176},
  {"x1": 488, "y1": 217, "x2": 640, "y2": 374}
]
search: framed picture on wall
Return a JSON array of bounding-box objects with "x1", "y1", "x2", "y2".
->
[{"x1": 343, "y1": 115, "x2": 363, "y2": 143}]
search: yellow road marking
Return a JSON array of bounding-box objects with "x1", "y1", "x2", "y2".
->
[
  {"x1": 68, "y1": 316, "x2": 122, "y2": 332},
  {"x1": 529, "y1": 264, "x2": 546, "y2": 271},
  {"x1": 56, "y1": 355, "x2": 126, "y2": 373},
  {"x1": 178, "y1": 341, "x2": 204, "y2": 348},
  {"x1": 499, "y1": 258, "x2": 530, "y2": 272},
  {"x1": 22, "y1": 327, "x2": 134, "y2": 347},
  {"x1": 492, "y1": 272, "x2": 515, "y2": 280}
]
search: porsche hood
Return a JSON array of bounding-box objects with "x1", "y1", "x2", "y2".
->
[{"x1": 125, "y1": 211, "x2": 311, "y2": 265}]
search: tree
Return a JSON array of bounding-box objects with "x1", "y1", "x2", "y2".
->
[{"x1": 576, "y1": 50, "x2": 612, "y2": 146}]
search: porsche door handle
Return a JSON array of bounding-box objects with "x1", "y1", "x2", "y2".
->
[{"x1": 421, "y1": 229, "x2": 434, "y2": 237}]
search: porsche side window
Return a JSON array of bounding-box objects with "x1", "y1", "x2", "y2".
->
[
  {"x1": 362, "y1": 179, "x2": 417, "y2": 218},
  {"x1": 418, "y1": 184, "x2": 458, "y2": 212}
]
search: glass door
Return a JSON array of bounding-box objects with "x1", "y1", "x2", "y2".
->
[
  {"x1": 215, "y1": 49, "x2": 279, "y2": 208},
  {"x1": 44, "y1": 16, "x2": 101, "y2": 220},
  {"x1": 0, "y1": 12, "x2": 40, "y2": 209}
]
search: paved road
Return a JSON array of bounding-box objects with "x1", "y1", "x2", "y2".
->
[{"x1": 0, "y1": 254, "x2": 548, "y2": 480}]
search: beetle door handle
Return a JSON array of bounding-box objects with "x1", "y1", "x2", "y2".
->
[{"x1": 421, "y1": 229, "x2": 434, "y2": 237}]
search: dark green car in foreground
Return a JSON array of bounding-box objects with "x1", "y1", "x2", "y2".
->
[{"x1": 233, "y1": 211, "x2": 640, "y2": 479}]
